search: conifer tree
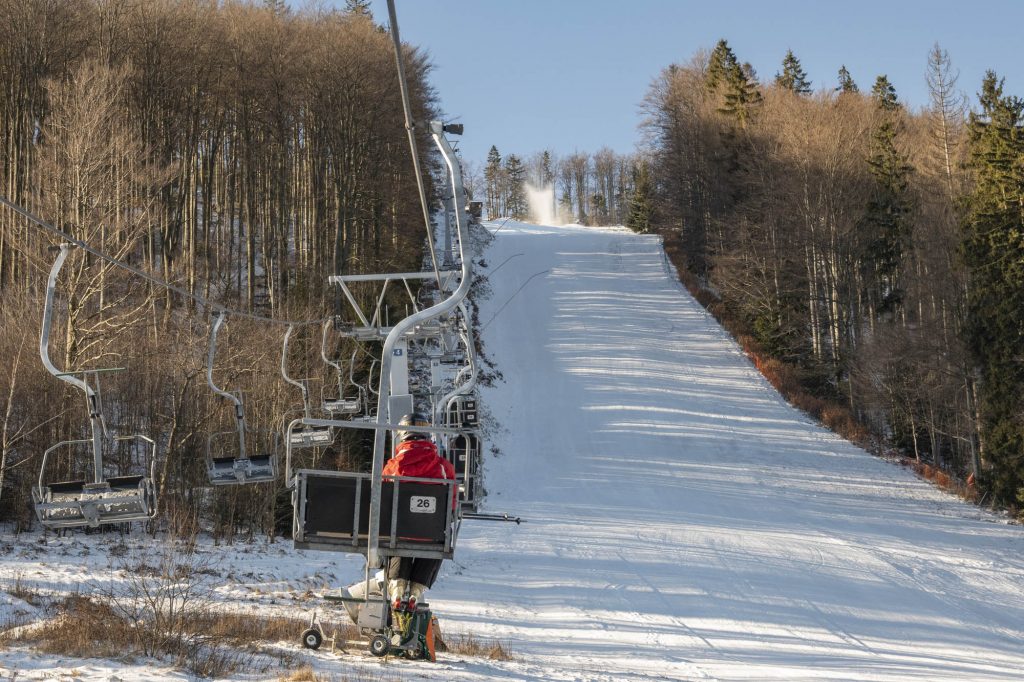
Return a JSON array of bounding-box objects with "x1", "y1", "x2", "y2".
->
[
  {"x1": 774, "y1": 49, "x2": 811, "y2": 94},
  {"x1": 860, "y1": 75, "x2": 913, "y2": 317},
  {"x1": 706, "y1": 39, "x2": 738, "y2": 92},
  {"x1": 721, "y1": 61, "x2": 762, "y2": 126},
  {"x1": 540, "y1": 150, "x2": 554, "y2": 187},
  {"x1": 837, "y1": 65, "x2": 858, "y2": 94},
  {"x1": 344, "y1": 0, "x2": 372, "y2": 17},
  {"x1": 626, "y1": 160, "x2": 654, "y2": 234},
  {"x1": 961, "y1": 71, "x2": 1024, "y2": 505},
  {"x1": 484, "y1": 145, "x2": 503, "y2": 218},
  {"x1": 505, "y1": 154, "x2": 528, "y2": 219},
  {"x1": 871, "y1": 75, "x2": 899, "y2": 111}
]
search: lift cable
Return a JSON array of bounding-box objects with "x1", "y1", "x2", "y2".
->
[
  {"x1": 0, "y1": 194, "x2": 327, "y2": 327},
  {"x1": 386, "y1": 0, "x2": 443, "y2": 292}
]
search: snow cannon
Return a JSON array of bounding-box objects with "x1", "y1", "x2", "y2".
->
[
  {"x1": 307, "y1": 570, "x2": 441, "y2": 660},
  {"x1": 336, "y1": 572, "x2": 385, "y2": 624}
]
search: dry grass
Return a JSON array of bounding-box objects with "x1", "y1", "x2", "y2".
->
[
  {"x1": 203, "y1": 611, "x2": 356, "y2": 648},
  {"x1": 444, "y1": 632, "x2": 514, "y2": 661},
  {"x1": 8, "y1": 574, "x2": 43, "y2": 607},
  {"x1": 0, "y1": 595, "x2": 282, "y2": 678},
  {"x1": 280, "y1": 666, "x2": 321, "y2": 682}
]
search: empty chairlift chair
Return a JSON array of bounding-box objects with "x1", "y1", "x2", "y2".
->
[
  {"x1": 32, "y1": 245, "x2": 158, "y2": 529},
  {"x1": 320, "y1": 320, "x2": 366, "y2": 416},
  {"x1": 282, "y1": 324, "x2": 334, "y2": 448},
  {"x1": 205, "y1": 311, "x2": 277, "y2": 485}
]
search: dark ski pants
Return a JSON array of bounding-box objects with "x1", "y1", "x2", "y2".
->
[{"x1": 386, "y1": 555, "x2": 442, "y2": 588}]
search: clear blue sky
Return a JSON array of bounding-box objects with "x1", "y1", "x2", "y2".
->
[{"x1": 342, "y1": 0, "x2": 1024, "y2": 167}]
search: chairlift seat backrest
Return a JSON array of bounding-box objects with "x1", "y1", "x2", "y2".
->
[
  {"x1": 108, "y1": 475, "x2": 144, "y2": 489},
  {"x1": 323, "y1": 398, "x2": 362, "y2": 414},
  {"x1": 48, "y1": 480, "x2": 87, "y2": 495},
  {"x1": 289, "y1": 426, "x2": 334, "y2": 447},
  {"x1": 208, "y1": 453, "x2": 275, "y2": 485},
  {"x1": 295, "y1": 471, "x2": 454, "y2": 558}
]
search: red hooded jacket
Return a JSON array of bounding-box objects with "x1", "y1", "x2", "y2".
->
[{"x1": 383, "y1": 439, "x2": 457, "y2": 509}]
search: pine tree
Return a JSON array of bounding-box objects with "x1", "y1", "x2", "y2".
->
[
  {"x1": 961, "y1": 71, "x2": 1024, "y2": 505},
  {"x1": 706, "y1": 39, "x2": 738, "y2": 92},
  {"x1": 837, "y1": 65, "x2": 858, "y2": 94},
  {"x1": 540, "y1": 150, "x2": 554, "y2": 186},
  {"x1": 626, "y1": 160, "x2": 654, "y2": 234},
  {"x1": 704, "y1": 40, "x2": 761, "y2": 125},
  {"x1": 774, "y1": 49, "x2": 811, "y2": 94},
  {"x1": 484, "y1": 145, "x2": 503, "y2": 218},
  {"x1": 344, "y1": 0, "x2": 372, "y2": 17},
  {"x1": 860, "y1": 76, "x2": 914, "y2": 317},
  {"x1": 871, "y1": 75, "x2": 899, "y2": 111},
  {"x1": 721, "y1": 61, "x2": 762, "y2": 126},
  {"x1": 505, "y1": 154, "x2": 528, "y2": 219}
]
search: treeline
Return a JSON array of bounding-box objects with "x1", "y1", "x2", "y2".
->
[
  {"x1": 643, "y1": 40, "x2": 1024, "y2": 510},
  {"x1": 0, "y1": 0, "x2": 439, "y2": 531},
  {"x1": 480, "y1": 145, "x2": 648, "y2": 227}
]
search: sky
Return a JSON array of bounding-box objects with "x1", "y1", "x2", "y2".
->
[{"x1": 343, "y1": 0, "x2": 1024, "y2": 167}]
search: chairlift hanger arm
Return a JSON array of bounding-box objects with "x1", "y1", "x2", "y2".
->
[
  {"x1": 205, "y1": 312, "x2": 242, "y2": 411},
  {"x1": 366, "y1": 122, "x2": 473, "y2": 570},
  {"x1": 206, "y1": 310, "x2": 248, "y2": 464},
  {"x1": 40, "y1": 244, "x2": 93, "y2": 397},
  {"x1": 281, "y1": 324, "x2": 311, "y2": 419}
]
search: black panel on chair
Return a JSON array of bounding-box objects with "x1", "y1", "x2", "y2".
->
[
  {"x1": 450, "y1": 436, "x2": 468, "y2": 477},
  {"x1": 304, "y1": 475, "x2": 361, "y2": 536},
  {"x1": 48, "y1": 480, "x2": 86, "y2": 494},
  {"x1": 108, "y1": 475, "x2": 144, "y2": 489},
  {"x1": 388, "y1": 481, "x2": 447, "y2": 543}
]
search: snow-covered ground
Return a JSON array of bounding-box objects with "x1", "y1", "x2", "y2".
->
[{"x1": 3, "y1": 219, "x2": 1024, "y2": 680}]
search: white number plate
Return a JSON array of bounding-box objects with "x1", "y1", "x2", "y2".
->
[{"x1": 410, "y1": 496, "x2": 437, "y2": 514}]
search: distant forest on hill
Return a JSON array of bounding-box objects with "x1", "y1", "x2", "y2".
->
[{"x1": 640, "y1": 41, "x2": 1024, "y2": 511}]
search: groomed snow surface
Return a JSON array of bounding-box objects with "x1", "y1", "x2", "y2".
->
[{"x1": 3, "y1": 220, "x2": 1024, "y2": 681}]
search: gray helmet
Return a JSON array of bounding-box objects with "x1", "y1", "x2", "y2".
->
[{"x1": 396, "y1": 412, "x2": 429, "y2": 443}]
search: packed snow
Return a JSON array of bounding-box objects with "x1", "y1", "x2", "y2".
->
[{"x1": 3, "y1": 219, "x2": 1024, "y2": 680}]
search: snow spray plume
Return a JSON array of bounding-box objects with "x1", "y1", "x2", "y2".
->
[{"x1": 526, "y1": 183, "x2": 570, "y2": 226}]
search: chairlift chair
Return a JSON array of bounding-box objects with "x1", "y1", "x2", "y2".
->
[
  {"x1": 32, "y1": 244, "x2": 158, "y2": 528},
  {"x1": 293, "y1": 120, "x2": 475, "y2": 658},
  {"x1": 282, "y1": 324, "x2": 334, "y2": 448},
  {"x1": 320, "y1": 320, "x2": 365, "y2": 416},
  {"x1": 205, "y1": 311, "x2": 277, "y2": 485}
]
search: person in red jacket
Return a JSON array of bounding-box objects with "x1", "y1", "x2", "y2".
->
[{"x1": 383, "y1": 412, "x2": 456, "y2": 611}]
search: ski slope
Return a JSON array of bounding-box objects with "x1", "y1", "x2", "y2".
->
[
  {"x1": 433, "y1": 220, "x2": 1024, "y2": 681},
  {"x1": 2, "y1": 219, "x2": 1024, "y2": 681}
]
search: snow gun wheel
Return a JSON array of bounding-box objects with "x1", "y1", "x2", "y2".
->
[
  {"x1": 369, "y1": 634, "x2": 390, "y2": 657},
  {"x1": 301, "y1": 628, "x2": 322, "y2": 650}
]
